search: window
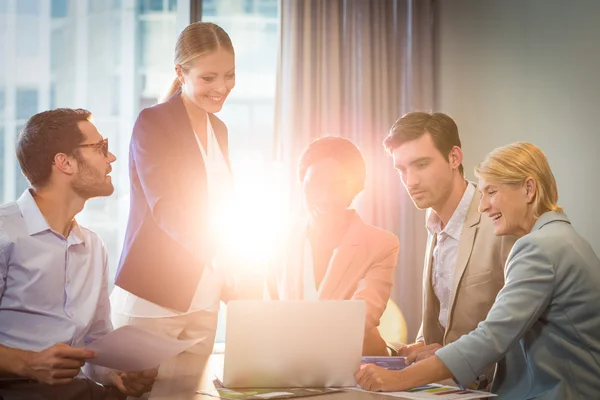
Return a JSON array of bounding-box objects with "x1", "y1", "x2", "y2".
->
[
  {"x1": 49, "y1": 84, "x2": 56, "y2": 110},
  {"x1": 0, "y1": 0, "x2": 190, "y2": 283},
  {"x1": 50, "y1": 27, "x2": 64, "y2": 71},
  {"x1": 14, "y1": 126, "x2": 29, "y2": 196},
  {"x1": 1, "y1": 0, "x2": 283, "y2": 351},
  {"x1": 87, "y1": 0, "x2": 124, "y2": 12},
  {"x1": 16, "y1": 89, "x2": 38, "y2": 121},
  {"x1": 16, "y1": 16, "x2": 39, "y2": 57},
  {"x1": 0, "y1": 124, "x2": 4, "y2": 202},
  {"x1": 139, "y1": 0, "x2": 166, "y2": 13},
  {"x1": 0, "y1": 21, "x2": 5, "y2": 74},
  {"x1": 0, "y1": 88, "x2": 5, "y2": 120},
  {"x1": 51, "y1": 0, "x2": 68, "y2": 18},
  {"x1": 257, "y1": 1, "x2": 277, "y2": 17},
  {"x1": 137, "y1": 5, "x2": 182, "y2": 109},
  {"x1": 17, "y1": 0, "x2": 39, "y2": 15},
  {"x1": 202, "y1": 0, "x2": 218, "y2": 17}
]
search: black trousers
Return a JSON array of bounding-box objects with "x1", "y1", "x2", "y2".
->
[{"x1": 0, "y1": 378, "x2": 127, "y2": 400}]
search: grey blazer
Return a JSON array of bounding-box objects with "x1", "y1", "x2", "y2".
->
[{"x1": 436, "y1": 211, "x2": 600, "y2": 399}]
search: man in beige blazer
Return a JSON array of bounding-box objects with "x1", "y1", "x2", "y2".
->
[{"x1": 383, "y1": 112, "x2": 514, "y2": 388}]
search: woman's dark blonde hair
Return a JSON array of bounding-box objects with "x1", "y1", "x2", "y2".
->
[
  {"x1": 474, "y1": 142, "x2": 563, "y2": 219},
  {"x1": 161, "y1": 22, "x2": 234, "y2": 102}
]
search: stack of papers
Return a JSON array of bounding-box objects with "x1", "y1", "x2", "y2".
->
[
  {"x1": 350, "y1": 384, "x2": 496, "y2": 399},
  {"x1": 361, "y1": 356, "x2": 407, "y2": 371}
]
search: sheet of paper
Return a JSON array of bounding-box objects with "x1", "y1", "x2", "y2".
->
[
  {"x1": 84, "y1": 325, "x2": 204, "y2": 371},
  {"x1": 196, "y1": 387, "x2": 343, "y2": 400},
  {"x1": 347, "y1": 384, "x2": 496, "y2": 399}
]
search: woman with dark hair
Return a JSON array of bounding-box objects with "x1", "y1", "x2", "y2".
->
[{"x1": 266, "y1": 136, "x2": 400, "y2": 356}]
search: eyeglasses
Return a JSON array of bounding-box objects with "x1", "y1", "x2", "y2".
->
[{"x1": 76, "y1": 138, "x2": 109, "y2": 157}]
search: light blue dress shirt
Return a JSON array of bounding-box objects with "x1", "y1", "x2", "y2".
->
[
  {"x1": 436, "y1": 212, "x2": 600, "y2": 399},
  {"x1": 0, "y1": 190, "x2": 112, "y2": 381}
]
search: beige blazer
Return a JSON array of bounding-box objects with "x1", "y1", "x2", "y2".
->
[
  {"x1": 418, "y1": 192, "x2": 515, "y2": 350},
  {"x1": 266, "y1": 210, "x2": 400, "y2": 356}
]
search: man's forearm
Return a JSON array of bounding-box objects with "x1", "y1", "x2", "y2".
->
[{"x1": 0, "y1": 345, "x2": 31, "y2": 377}]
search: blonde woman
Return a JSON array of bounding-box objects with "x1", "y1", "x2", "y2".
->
[
  {"x1": 356, "y1": 142, "x2": 600, "y2": 399},
  {"x1": 110, "y1": 22, "x2": 236, "y2": 354}
]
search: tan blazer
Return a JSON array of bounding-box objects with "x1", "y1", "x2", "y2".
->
[
  {"x1": 418, "y1": 192, "x2": 515, "y2": 359},
  {"x1": 266, "y1": 210, "x2": 400, "y2": 356}
]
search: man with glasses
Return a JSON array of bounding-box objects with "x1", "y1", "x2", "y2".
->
[{"x1": 0, "y1": 109, "x2": 156, "y2": 399}]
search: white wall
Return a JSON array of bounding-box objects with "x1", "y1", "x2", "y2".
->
[{"x1": 436, "y1": 0, "x2": 600, "y2": 254}]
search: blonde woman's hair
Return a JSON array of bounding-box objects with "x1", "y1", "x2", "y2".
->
[
  {"x1": 161, "y1": 22, "x2": 234, "y2": 103},
  {"x1": 474, "y1": 142, "x2": 563, "y2": 219}
]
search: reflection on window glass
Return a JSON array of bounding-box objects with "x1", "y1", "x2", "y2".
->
[
  {"x1": 139, "y1": 0, "x2": 164, "y2": 13},
  {"x1": 138, "y1": 11, "x2": 180, "y2": 105},
  {"x1": 87, "y1": 4, "x2": 122, "y2": 116},
  {"x1": 202, "y1": 0, "x2": 217, "y2": 16},
  {"x1": 89, "y1": 0, "x2": 122, "y2": 13},
  {"x1": 51, "y1": 0, "x2": 68, "y2": 18},
  {"x1": 50, "y1": 28, "x2": 64, "y2": 70},
  {"x1": 257, "y1": 1, "x2": 277, "y2": 16},
  {"x1": 49, "y1": 84, "x2": 56, "y2": 110},
  {"x1": 17, "y1": 17, "x2": 40, "y2": 57},
  {"x1": 16, "y1": 89, "x2": 38, "y2": 121},
  {"x1": 17, "y1": 0, "x2": 39, "y2": 15}
]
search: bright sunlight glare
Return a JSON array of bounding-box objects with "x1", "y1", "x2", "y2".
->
[{"x1": 212, "y1": 153, "x2": 291, "y2": 276}]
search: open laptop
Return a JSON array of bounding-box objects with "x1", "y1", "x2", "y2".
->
[{"x1": 219, "y1": 300, "x2": 366, "y2": 388}]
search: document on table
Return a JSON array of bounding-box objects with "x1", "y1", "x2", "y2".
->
[
  {"x1": 348, "y1": 384, "x2": 496, "y2": 399},
  {"x1": 361, "y1": 356, "x2": 407, "y2": 371},
  {"x1": 84, "y1": 325, "x2": 204, "y2": 371},
  {"x1": 197, "y1": 387, "x2": 343, "y2": 400}
]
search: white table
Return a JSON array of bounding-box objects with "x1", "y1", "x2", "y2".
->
[{"x1": 146, "y1": 353, "x2": 412, "y2": 400}]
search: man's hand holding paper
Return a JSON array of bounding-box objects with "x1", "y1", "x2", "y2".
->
[{"x1": 84, "y1": 325, "x2": 204, "y2": 372}]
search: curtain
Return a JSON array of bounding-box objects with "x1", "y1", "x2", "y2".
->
[{"x1": 274, "y1": 0, "x2": 434, "y2": 339}]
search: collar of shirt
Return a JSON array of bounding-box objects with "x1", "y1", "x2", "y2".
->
[
  {"x1": 16, "y1": 189, "x2": 85, "y2": 245},
  {"x1": 426, "y1": 182, "x2": 476, "y2": 240}
]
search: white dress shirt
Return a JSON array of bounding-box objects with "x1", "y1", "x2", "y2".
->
[
  {"x1": 0, "y1": 189, "x2": 112, "y2": 382},
  {"x1": 426, "y1": 182, "x2": 475, "y2": 329},
  {"x1": 110, "y1": 116, "x2": 233, "y2": 317},
  {"x1": 302, "y1": 237, "x2": 319, "y2": 300}
]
